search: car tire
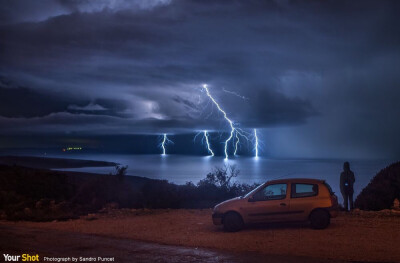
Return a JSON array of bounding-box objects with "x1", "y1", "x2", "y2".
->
[
  {"x1": 310, "y1": 209, "x2": 330, "y2": 229},
  {"x1": 223, "y1": 212, "x2": 244, "y2": 232}
]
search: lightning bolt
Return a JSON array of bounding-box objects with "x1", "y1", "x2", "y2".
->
[
  {"x1": 203, "y1": 84, "x2": 235, "y2": 160},
  {"x1": 222, "y1": 88, "x2": 249, "y2": 100},
  {"x1": 193, "y1": 131, "x2": 214, "y2": 156},
  {"x1": 193, "y1": 131, "x2": 202, "y2": 143},
  {"x1": 204, "y1": 130, "x2": 214, "y2": 156},
  {"x1": 254, "y1": 129, "x2": 259, "y2": 158},
  {"x1": 160, "y1": 133, "x2": 173, "y2": 155},
  {"x1": 234, "y1": 131, "x2": 239, "y2": 155}
]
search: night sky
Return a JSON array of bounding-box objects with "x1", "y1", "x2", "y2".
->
[{"x1": 0, "y1": 0, "x2": 399, "y2": 158}]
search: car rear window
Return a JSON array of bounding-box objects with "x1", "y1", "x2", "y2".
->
[{"x1": 291, "y1": 183, "x2": 318, "y2": 198}]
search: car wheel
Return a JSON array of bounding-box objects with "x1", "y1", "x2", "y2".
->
[
  {"x1": 310, "y1": 209, "x2": 330, "y2": 229},
  {"x1": 223, "y1": 212, "x2": 244, "y2": 232}
]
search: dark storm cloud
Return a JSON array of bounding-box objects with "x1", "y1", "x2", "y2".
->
[
  {"x1": 0, "y1": 77, "x2": 77, "y2": 118},
  {"x1": 0, "y1": 0, "x2": 399, "y2": 157},
  {"x1": 0, "y1": 77, "x2": 132, "y2": 118},
  {"x1": 0, "y1": 1, "x2": 319, "y2": 130}
]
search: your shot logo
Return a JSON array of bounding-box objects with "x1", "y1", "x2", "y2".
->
[{"x1": 3, "y1": 254, "x2": 39, "y2": 262}]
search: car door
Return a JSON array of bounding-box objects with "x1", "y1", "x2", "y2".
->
[
  {"x1": 243, "y1": 183, "x2": 290, "y2": 223},
  {"x1": 289, "y1": 183, "x2": 319, "y2": 221}
]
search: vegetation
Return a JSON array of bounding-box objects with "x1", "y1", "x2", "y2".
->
[
  {"x1": 0, "y1": 164, "x2": 258, "y2": 221},
  {"x1": 2, "y1": 159, "x2": 399, "y2": 221},
  {"x1": 111, "y1": 165, "x2": 128, "y2": 181},
  {"x1": 355, "y1": 161, "x2": 400, "y2": 210},
  {"x1": 0, "y1": 165, "x2": 73, "y2": 221}
]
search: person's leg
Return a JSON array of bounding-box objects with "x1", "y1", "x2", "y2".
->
[
  {"x1": 349, "y1": 191, "x2": 354, "y2": 210},
  {"x1": 343, "y1": 192, "x2": 348, "y2": 211}
]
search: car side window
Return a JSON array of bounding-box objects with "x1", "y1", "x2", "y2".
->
[
  {"x1": 291, "y1": 183, "x2": 318, "y2": 198},
  {"x1": 252, "y1": 183, "x2": 287, "y2": 201}
]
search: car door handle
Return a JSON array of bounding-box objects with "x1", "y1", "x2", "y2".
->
[{"x1": 280, "y1": 203, "x2": 287, "y2": 206}]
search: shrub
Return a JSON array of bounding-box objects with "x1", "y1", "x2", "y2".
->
[
  {"x1": 111, "y1": 165, "x2": 128, "y2": 181},
  {"x1": 355, "y1": 161, "x2": 400, "y2": 210},
  {"x1": 0, "y1": 164, "x2": 259, "y2": 221},
  {"x1": 198, "y1": 165, "x2": 240, "y2": 189},
  {"x1": 180, "y1": 165, "x2": 259, "y2": 208}
]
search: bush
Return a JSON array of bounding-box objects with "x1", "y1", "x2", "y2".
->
[
  {"x1": 355, "y1": 161, "x2": 400, "y2": 210},
  {"x1": 179, "y1": 165, "x2": 259, "y2": 208},
  {"x1": 111, "y1": 165, "x2": 128, "y2": 181},
  {"x1": 141, "y1": 180, "x2": 180, "y2": 208},
  {"x1": 0, "y1": 164, "x2": 259, "y2": 221},
  {"x1": 198, "y1": 165, "x2": 240, "y2": 189},
  {"x1": 0, "y1": 165, "x2": 74, "y2": 221}
]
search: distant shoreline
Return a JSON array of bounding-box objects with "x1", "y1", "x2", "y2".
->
[{"x1": 0, "y1": 155, "x2": 118, "y2": 169}]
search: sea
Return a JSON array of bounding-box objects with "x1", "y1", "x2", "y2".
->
[{"x1": 5, "y1": 151, "x2": 394, "y2": 204}]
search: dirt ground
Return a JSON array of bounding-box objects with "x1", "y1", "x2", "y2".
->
[
  {"x1": 1, "y1": 225, "x2": 344, "y2": 263},
  {"x1": 2, "y1": 209, "x2": 400, "y2": 262}
]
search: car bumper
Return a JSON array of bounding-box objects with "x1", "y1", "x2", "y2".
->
[
  {"x1": 212, "y1": 212, "x2": 223, "y2": 225},
  {"x1": 327, "y1": 205, "x2": 339, "y2": 218}
]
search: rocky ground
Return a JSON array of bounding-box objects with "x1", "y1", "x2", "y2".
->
[{"x1": 2, "y1": 209, "x2": 400, "y2": 262}]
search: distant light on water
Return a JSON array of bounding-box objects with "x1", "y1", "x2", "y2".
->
[{"x1": 62, "y1": 147, "x2": 83, "y2": 152}]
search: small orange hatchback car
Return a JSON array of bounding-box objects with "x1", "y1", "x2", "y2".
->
[{"x1": 212, "y1": 178, "x2": 339, "y2": 232}]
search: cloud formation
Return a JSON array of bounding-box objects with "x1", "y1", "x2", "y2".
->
[{"x1": 0, "y1": 0, "x2": 399, "y2": 157}]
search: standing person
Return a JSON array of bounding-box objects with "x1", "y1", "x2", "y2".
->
[{"x1": 340, "y1": 161, "x2": 355, "y2": 211}]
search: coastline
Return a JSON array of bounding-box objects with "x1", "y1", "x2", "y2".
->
[{"x1": 0, "y1": 155, "x2": 118, "y2": 169}]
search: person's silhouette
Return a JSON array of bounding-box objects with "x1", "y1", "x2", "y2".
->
[{"x1": 340, "y1": 161, "x2": 355, "y2": 211}]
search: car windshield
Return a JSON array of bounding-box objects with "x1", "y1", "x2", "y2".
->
[{"x1": 243, "y1": 183, "x2": 265, "y2": 198}]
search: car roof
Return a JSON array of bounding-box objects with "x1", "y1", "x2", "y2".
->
[{"x1": 265, "y1": 178, "x2": 324, "y2": 184}]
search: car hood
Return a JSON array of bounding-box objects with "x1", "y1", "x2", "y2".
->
[{"x1": 214, "y1": 196, "x2": 244, "y2": 212}]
